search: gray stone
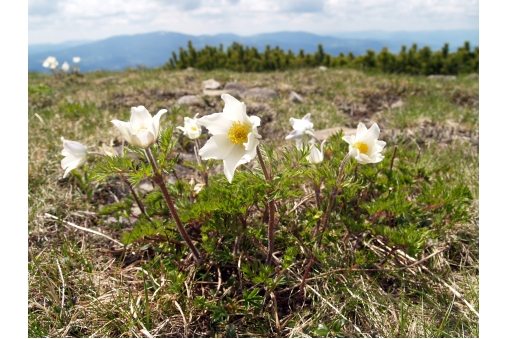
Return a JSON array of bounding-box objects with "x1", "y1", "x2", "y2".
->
[
  {"x1": 224, "y1": 82, "x2": 248, "y2": 93},
  {"x1": 202, "y1": 79, "x2": 221, "y2": 90},
  {"x1": 288, "y1": 91, "x2": 304, "y2": 103},
  {"x1": 242, "y1": 87, "x2": 278, "y2": 100},
  {"x1": 176, "y1": 95, "x2": 205, "y2": 106},
  {"x1": 202, "y1": 89, "x2": 230, "y2": 96},
  {"x1": 427, "y1": 75, "x2": 457, "y2": 80},
  {"x1": 223, "y1": 82, "x2": 248, "y2": 98},
  {"x1": 312, "y1": 127, "x2": 357, "y2": 141}
]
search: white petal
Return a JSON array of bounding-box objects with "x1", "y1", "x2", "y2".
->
[
  {"x1": 131, "y1": 130, "x2": 155, "y2": 148},
  {"x1": 356, "y1": 153, "x2": 371, "y2": 164},
  {"x1": 376, "y1": 140, "x2": 386, "y2": 151},
  {"x1": 221, "y1": 94, "x2": 248, "y2": 123},
  {"x1": 243, "y1": 131, "x2": 260, "y2": 151},
  {"x1": 223, "y1": 145, "x2": 248, "y2": 183},
  {"x1": 151, "y1": 109, "x2": 167, "y2": 139},
  {"x1": 342, "y1": 135, "x2": 354, "y2": 145},
  {"x1": 285, "y1": 129, "x2": 303, "y2": 140},
  {"x1": 130, "y1": 106, "x2": 152, "y2": 131},
  {"x1": 111, "y1": 120, "x2": 134, "y2": 144},
  {"x1": 63, "y1": 140, "x2": 87, "y2": 156},
  {"x1": 362, "y1": 123, "x2": 380, "y2": 143},
  {"x1": 296, "y1": 139, "x2": 303, "y2": 150},
  {"x1": 61, "y1": 154, "x2": 87, "y2": 178},
  {"x1": 355, "y1": 123, "x2": 368, "y2": 139},
  {"x1": 198, "y1": 113, "x2": 231, "y2": 135},
  {"x1": 198, "y1": 134, "x2": 235, "y2": 160},
  {"x1": 249, "y1": 115, "x2": 261, "y2": 128},
  {"x1": 242, "y1": 144, "x2": 258, "y2": 163}
]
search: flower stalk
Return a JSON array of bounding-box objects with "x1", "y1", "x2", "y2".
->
[
  {"x1": 145, "y1": 147, "x2": 201, "y2": 263},
  {"x1": 256, "y1": 146, "x2": 276, "y2": 265}
]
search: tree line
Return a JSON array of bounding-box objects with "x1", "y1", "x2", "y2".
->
[{"x1": 163, "y1": 40, "x2": 478, "y2": 75}]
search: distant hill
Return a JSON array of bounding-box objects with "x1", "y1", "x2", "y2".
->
[{"x1": 28, "y1": 30, "x2": 479, "y2": 73}]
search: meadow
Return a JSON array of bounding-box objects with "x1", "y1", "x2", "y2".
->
[{"x1": 28, "y1": 67, "x2": 479, "y2": 337}]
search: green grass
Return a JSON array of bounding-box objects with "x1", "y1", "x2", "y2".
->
[{"x1": 28, "y1": 67, "x2": 478, "y2": 337}]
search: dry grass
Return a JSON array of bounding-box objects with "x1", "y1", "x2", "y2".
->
[{"x1": 28, "y1": 67, "x2": 479, "y2": 337}]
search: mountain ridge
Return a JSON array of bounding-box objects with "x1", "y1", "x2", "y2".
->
[{"x1": 28, "y1": 30, "x2": 479, "y2": 73}]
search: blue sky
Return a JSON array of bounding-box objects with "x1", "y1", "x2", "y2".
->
[{"x1": 28, "y1": 0, "x2": 478, "y2": 44}]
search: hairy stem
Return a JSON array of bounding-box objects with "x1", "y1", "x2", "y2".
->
[
  {"x1": 256, "y1": 145, "x2": 276, "y2": 265},
  {"x1": 145, "y1": 147, "x2": 201, "y2": 263}
]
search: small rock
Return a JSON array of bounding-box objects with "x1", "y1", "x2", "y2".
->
[
  {"x1": 202, "y1": 79, "x2": 221, "y2": 90},
  {"x1": 288, "y1": 91, "x2": 304, "y2": 103},
  {"x1": 176, "y1": 95, "x2": 204, "y2": 106},
  {"x1": 427, "y1": 75, "x2": 457, "y2": 80},
  {"x1": 390, "y1": 99, "x2": 404, "y2": 109},
  {"x1": 312, "y1": 127, "x2": 357, "y2": 141},
  {"x1": 223, "y1": 82, "x2": 248, "y2": 98},
  {"x1": 243, "y1": 87, "x2": 278, "y2": 100},
  {"x1": 202, "y1": 89, "x2": 230, "y2": 96},
  {"x1": 136, "y1": 179, "x2": 154, "y2": 194},
  {"x1": 318, "y1": 66, "x2": 328, "y2": 71}
]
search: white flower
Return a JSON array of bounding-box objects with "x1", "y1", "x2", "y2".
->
[
  {"x1": 99, "y1": 144, "x2": 118, "y2": 157},
  {"x1": 111, "y1": 106, "x2": 167, "y2": 149},
  {"x1": 73, "y1": 57, "x2": 81, "y2": 63},
  {"x1": 61, "y1": 137, "x2": 88, "y2": 178},
  {"x1": 306, "y1": 140, "x2": 326, "y2": 165},
  {"x1": 190, "y1": 178, "x2": 205, "y2": 194},
  {"x1": 61, "y1": 62, "x2": 70, "y2": 72},
  {"x1": 342, "y1": 122, "x2": 386, "y2": 164},
  {"x1": 177, "y1": 113, "x2": 202, "y2": 139},
  {"x1": 193, "y1": 183, "x2": 205, "y2": 194},
  {"x1": 285, "y1": 113, "x2": 315, "y2": 149},
  {"x1": 198, "y1": 94, "x2": 261, "y2": 183},
  {"x1": 42, "y1": 56, "x2": 58, "y2": 69}
]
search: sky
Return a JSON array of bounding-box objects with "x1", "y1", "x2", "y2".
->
[{"x1": 28, "y1": 0, "x2": 479, "y2": 45}]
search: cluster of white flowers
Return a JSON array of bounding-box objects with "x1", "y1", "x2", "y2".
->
[
  {"x1": 285, "y1": 112, "x2": 385, "y2": 166},
  {"x1": 42, "y1": 56, "x2": 59, "y2": 70},
  {"x1": 60, "y1": 92, "x2": 385, "y2": 183},
  {"x1": 43, "y1": 56, "x2": 81, "y2": 73}
]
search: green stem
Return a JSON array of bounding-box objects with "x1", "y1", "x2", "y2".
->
[{"x1": 145, "y1": 147, "x2": 201, "y2": 263}]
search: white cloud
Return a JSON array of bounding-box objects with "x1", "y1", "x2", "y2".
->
[{"x1": 28, "y1": 0, "x2": 478, "y2": 44}]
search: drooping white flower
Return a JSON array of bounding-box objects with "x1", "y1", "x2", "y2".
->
[
  {"x1": 285, "y1": 113, "x2": 315, "y2": 149},
  {"x1": 61, "y1": 62, "x2": 70, "y2": 72},
  {"x1": 306, "y1": 140, "x2": 326, "y2": 165},
  {"x1": 61, "y1": 137, "x2": 88, "y2": 178},
  {"x1": 342, "y1": 122, "x2": 386, "y2": 164},
  {"x1": 42, "y1": 56, "x2": 58, "y2": 69},
  {"x1": 73, "y1": 57, "x2": 81, "y2": 63},
  {"x1": 198, "y1": 94, "x2": 262, "y2": 183},
  {"x1": 99, "y1": 144, "x2": 118, "y2": 157},
  {"x1": 177, "y1": 113, "x2": 202, "y2": 139},
  {"x1": 111, "y1": 106, "x2": 167, "y2": 149}
]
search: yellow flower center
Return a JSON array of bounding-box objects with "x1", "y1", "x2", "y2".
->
[
  {"x1": 353, "y1": 141, "x2": 369, "y2": 154},
  {"x1": 228, "y1": 121, "x2": 250, "y2": 145},
  {"x1": 191, "y1": 127, "x2": 197, "y2": 131}
]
